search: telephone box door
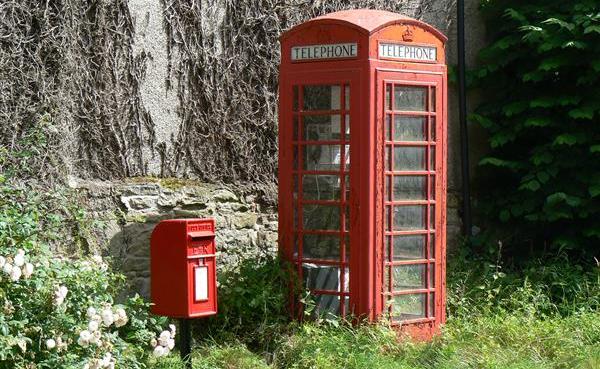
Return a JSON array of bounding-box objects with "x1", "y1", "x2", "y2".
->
[
  {"x1": 376, "y1": 70, "x2": 446, "y2": 330},
  {"x1": 280, "y1": 69, "x2": 362, "y2": 318}
]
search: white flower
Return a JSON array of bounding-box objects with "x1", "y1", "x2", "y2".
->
[
  {"x1": 78, "y1": 330, "x2": 91, "y2": 347},
  {"x1": 102, "y1": 353, "x2": 115, "y2": 368},
  {"x1": 54, "y1": 285, "x2": 68, "y2": 306},
  {"x1": 17, "y1": 339, "x2": 27, "y2": 353},
  {"x1": 169, "y1": 323, "x2": 177, "y2": 338},
  {"x1": 14, "y1": 252, "x2": 25, "y2": 267},
  {"x1": 17, "y1": 249, "x2": 25, "y2": 256},
  {"x1": 45, "y1": 338, "x2": 56, "y2": 350},
  {"x1": 22, "y1": 263, "x2": 34, "y2": 278},
  {"x1": 10, "y1": 266, "x2": 21, "y2": 281},
  {"x1": 158, "y1": 330, "x2": 171, "y2": 346},
  {"x1": 88, "y1": 320, "x2": 99, "y2": 332},
  {"x1": 113, "y1": 308, "x2": 128, "y2": 327},
  {"x1": 88, "y1": 358, "x2": 103, "y2": 369},
  {"x1": 91, "y1": 255, "x2": 103, "y2": 264},
  {"x1": 167, "y1": 338, "x2": 175, "y2": 350},
  {"x1": 153, "y1": 345, "x2": 167, "y2": 357},
  {"x1": 2, "y1": 262, "x2": 13, "y2": 275},
  {"x1": 0, "y1": 256, "x2": 5, "y2": 268},
  {"x1": 86, "y1": 307, "x2": 97, "y2": 318},
  {"x1": 90, "y1": 330, "x2": 102, "y2": 347},
  {"x1": 100, "y1": 308, "x2": 114, "y2": 327},
  {"x1": 150, "y1": 338, "x2": 158, "y2": 347}
]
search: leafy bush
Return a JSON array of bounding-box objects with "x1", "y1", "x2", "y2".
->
[
  {"x1": 0, "y1": 120, "x2": 176, "y2": 368},
  {"x1": 196, "y1": 255, "x2": 293, "y2": 350},
  {"x1": 471, "y1": 0, "x2": 600, "y2": 255}
]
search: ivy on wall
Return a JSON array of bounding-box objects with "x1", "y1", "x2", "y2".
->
[{"x1": 471, "y1": 0, "x2": 600, "y2": 254}]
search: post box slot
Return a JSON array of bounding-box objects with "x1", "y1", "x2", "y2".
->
[
  {"x1": 194, "y1": 265, "x2": 209, "y2": 301},
  {"x1": 188, "y1": 231, "x2": 214, "y2": 240}
]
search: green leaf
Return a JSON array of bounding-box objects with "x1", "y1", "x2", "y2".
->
[
  {"x1": 499, "y1": 209, "x2": 510, "y2": 222},
  {"x1": 561, "y1": 40, "x2": 586, "y2": 49},
  {"x1": 568, "y1": 107, "x2": 594, "y2": 119},
  {"x1": 553, "y1": 134, "x2": 577, "y2": 146},
  {"x1": 584, "y1": 25, "x2": 600, "y2": 34},
  {"x1": 589, "y1": 185, "x2": 600, "y2": 198},
  {"x1": 479, "y1": 157, "x2": 520, "y2": 170},
  {"x1": 519, "y1": 180, "x2": 541, "y2": 192},
  {"x1": 524, "y1": 117, "x2": 552, "y2": 127},
  {"x1": 590, "y1": 145, "x2": 600, "y2": 153},
  {"x1": 536, "y1": 171, "x2": 551, "y2": 183},
  {"x1": 542, "y1": 18, "x2": 575, "y2": 31},
  {"x1": 531, "y1": 151, "x2": 553, "y2": 165},
  {"x1": 502, "y1": 101, "x2": 528, "y2": 116},
  {"x1": 539, "y1": 56, "x2": 568, "y2": 71},
  {"x1": 530, "y1": 97, "x2": 554, "y2": 108}
]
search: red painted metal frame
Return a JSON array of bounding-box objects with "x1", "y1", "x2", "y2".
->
[{"x1": 279, "y1": 9, "x2": 447, "y2": 340}]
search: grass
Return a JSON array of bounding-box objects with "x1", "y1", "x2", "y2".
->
[{"x1": 148, "y1": 253, "x2": 600, "y2": 369}]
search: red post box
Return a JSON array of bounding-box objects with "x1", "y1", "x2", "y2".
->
[
  {"x1": 278, "y1": 9, "x2": 447, "y2": 339},
  {"x1": 151, "y1": 218, "x2": 218, "y2": 318}
]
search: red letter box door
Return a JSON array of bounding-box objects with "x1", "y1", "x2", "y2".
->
[
  {"x1": 286, "y1": 70, "x2": 359, "y2": 318},
  {"x1": 377, "y1": 70, "x2": 445, "y2": 329},
  {"x1": 186, "y1": 222, "x2": 217, "y2": 317}
]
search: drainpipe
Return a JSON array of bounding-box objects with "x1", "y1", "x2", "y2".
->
[{"x1": 457, "y1": 0, "x2": 472, "y2": 237}]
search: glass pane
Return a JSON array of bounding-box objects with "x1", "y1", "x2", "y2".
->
[
  {"x1": 303, "y1": 175, "x2": 340, "y2": 200},
  {"x1": 430, "y1": 176, "x2": 435, "y2": 199},
  {"x1": 385, "y1": 176, "x2": 392, "y2": 201},
  {"x1": 303, "y1": 115, "x2": 342, "y2": 141},
  {"x1": 293, "y1": 235, "x2": 298, "y2": 258},
  {"x1": 430, "y1": 146, "x2": 436, "y2": 171},
  {"x1": 430, "y1": 87, "x2": 436, "y2": 112},
  {"x1": 429, "y1": 264, "x2": 435, "y2": 288},
  {"x1": 385, "y1": 84, "x2": 391, "y2": 110},
  {"x1": 303, "y1": 204, "x2": 340, "y2": 230},
  {"x1": 393, "y1": 205, "x2": 426, "y2": 231},
  {"x1": 429, "y1": 233, "x2": 435, "y2": 259},
  {"x1": 384, "y1": 266, "x2": 390, "y2": 291},
  {"x1": 293, "y1": 145, "x2": 298, "y2": 170},
  {"x1": 385, "y1": 146, "x2": 392, "y2": 171},
  {"x1": 384, "y1": 235, "x2": 391, "y2": 260},
  {"x1": 430, "y1": 205, "x2": 436, "y2": 230},
  {"x1": 393, "y1": 264, "x2": 426, "y2": 291},
  {"x1": 393, "y1": 176, "x2": 427, "y2": 200},
  {"x1": 429, "y1": 293, "x2": 435, "y2": 317},
  {"x1": 345, "y1": 85, "x2": 350, "y2": 109},
  {"x1": 344, "y1": 144, "x2": 350, "y2": 169},
  {"x1": 344, "y1": 206, "x2": 349, "y2": 231},
  {"x1": 303, "y1": 145, "x2": 345, "y2": 171},
  {"x1": 394, "y1": 116, "x2": 427, "y2": 141},
  {"x1": 392, "y1": 294, "x2": 426, "y2": 321},
  {"x1": 303, "y1": 85, "x2": 341, "y2": 111},
  {"x1": 343, "y1": 235, "x2": 350, "y2": 261},
  {"x1": 344, "y1": 115, "x2": 350, "y2": 140},
  {"x1": 303, "y1": 264, "x2": 340, "y2": 291},
  {"x1": 293, "y1": 174, "x2": 298, "y2": 200},
  {"x1": 394, "y1": 147, "x2": 426, "y2": 171},
  {"x1": 385, "y1": 206, "x2": 391, "y2": 231},
  {"x1": 393, "y1": 235, "x2": 426, "y2": 260},
  {"x1": 343, "y1": 267, "x2": 349, "y2": 292},
  {"x1": 430, "y1": 116, "x2": 436, "y2": 142},
  {"x1": 385, "y1": 115, "x2": 392, "y2": 141},
  {"x1": 293, "y1": 115, "x2": 299, "y2": 140},
  {"x1": 394, "y1": 86, "x2": 427, "y2": 112},
  {"x1": 311, "y1": 294, "x2": 339, "y2": 317},
  {"x1": 303, "y1": 234, "x2": 339, "y2": 260},
  {"x1": 293, "y1": 86, "x2": 299, "y2": 111},
  {"x1": 344, "y1": 175, "x2": 350, "y2": 201}
]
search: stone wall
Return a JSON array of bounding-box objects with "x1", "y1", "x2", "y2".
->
[{"x1": 68, "y1": 177, "x2": 277, "y2": 298}]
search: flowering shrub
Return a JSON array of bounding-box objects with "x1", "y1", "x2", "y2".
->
[{"x1": 0, "y1": 180, "x2": 174, "y2": 367}]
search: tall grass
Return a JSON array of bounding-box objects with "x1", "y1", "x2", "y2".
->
[{"x1": 150, "y1": 252, "x2": 600, "y2": 369}]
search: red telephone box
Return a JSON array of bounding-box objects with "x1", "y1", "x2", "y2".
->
[
  {"x1": 150, "y1": 218, "x2": 218, "y2": 318},
  {"x1": 278, "y1": 9, "x2": 447, "y2": 338}
]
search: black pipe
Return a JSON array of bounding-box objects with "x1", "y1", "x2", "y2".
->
[{"x1": 457, "y1": 0, "x2": 472, "y2": 237}]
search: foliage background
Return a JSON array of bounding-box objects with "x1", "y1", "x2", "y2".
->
[{"x1": 470, "y1": 0, "x2": 600, "y2": 256}]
